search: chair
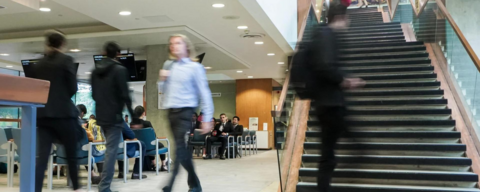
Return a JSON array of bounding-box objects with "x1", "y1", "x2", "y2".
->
[
  {"x1": 133, "y1": 128, "x2": 170, "y2": 175},
  {"x1": 49, "y1": 129, "x2": 105, "y2": 191},
  {"x1": 0, "y1": 128, "x2": 17, "y2": 187},
  {"x1": 249, "y1": 130, "x2": 257, "y2": 154},
  {"x1": 116, "y1": 134, "x2": 143, "y2": 183},
  {"x1": 227, "y1": 135, "x2": 240, "y2": 159},
  {"x1": 238, "y1": 129, "x2": 251, "y2": 157},
  {"x1": 188, "y1": 130, "x2": 208, "y2": 157}
]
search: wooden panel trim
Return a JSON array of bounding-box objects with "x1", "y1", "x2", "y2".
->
[
  {"x1": 0, "y1": 74, "x2": 50, "y2": 104},
  {"x1": 387, "y1": 0, "x2": 401, "y2": 20},
  {"x1": 427, "y1": 43, "x2": 480, "y2": 183}
]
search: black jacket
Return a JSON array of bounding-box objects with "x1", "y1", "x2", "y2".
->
[
  {"x1": 212, "y1": 121, "x2": 232, "y2": 137},
  {"x1": 230, "y1": 124, "x2": 244, "y2": 141},
  {"x1": 190, "y1": 120, "x2": 201, "y2": 134},
  {"x1": 31, "y1": 52, "x2": 78, "y2": 119},
  {"x1": 309, "y1": 25, "x2": 345, "y2": 106},
  {"x1": 91, "y1": 59, "x2": 136, "y2": 126}
]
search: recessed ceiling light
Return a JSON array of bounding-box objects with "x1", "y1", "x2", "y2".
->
[
  {"x1": 237, "y1": 71, "x2": 243, "y2": 73},
  {"x1": 0, "y1": 53, "x2": 9, "y2": 56},
  {"x1": 248, "y1": 76, "x2": 253, "y2": 78},
  {"x1": 39, "y1": 7, "x2": 51, "y2": 12},
  {"x1": 204, "y1": 66, "x2": 212, "y2": 69},
  {"x1": 70, "y1": 49, "x2": 81, "y2": 52},
  {"x1": 316, "y1": 4, "x2": 318, "y2": 6},
  {"x1": 129, "y1": 86, "x2": 134, "y2": 89},
  {"x1": 255, "y1": 41, "x2": 264, "y2": 45},
  {"x1": 119, "y1": 11, "x2": 131, "y2": 16},
  {"x1": 212, "y1": 4, "x2": 225, "y2": 8},
  {"x1": 6, "y1": 65, "x2": 13, "y2": 68},
  {"x1": 267, "y1": 53, "x2": 275, "y2": 56},
  {"x1": 237, "y1": 26, "x2": 248, "y2": 29},
  {"x1": 316, "y1": 10, "x2": 320, "y2": 13},
  {"x1": 85, "y1": 72, "x2": 91, "y2": 74},
  {"x1": 278, "y1": 62, "x2": 285, "y2": 65}
]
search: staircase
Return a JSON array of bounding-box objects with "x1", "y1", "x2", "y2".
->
[{"x1": 296, "y1": 8, "x2": 480, "y2": 192}]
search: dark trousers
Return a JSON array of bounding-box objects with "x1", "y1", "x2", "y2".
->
[
  {"x1": 315, "y1": 106, "x2": 347, "y2": 192},
  {"x1": 98, "y1": 123, "x2": 123, "y2": 192},
  {"x1": 164, "y1": 108, "x2": 201, "y2": 191},
  {"x1": 118, "y1": 140, "x2": 146, "y2": 174},
  {"x1": 205, "y1": 136, "x2": 227, "y2": 156},
  {"x1": 36, "y1": 118, "x2": 79, "y2": 192}
]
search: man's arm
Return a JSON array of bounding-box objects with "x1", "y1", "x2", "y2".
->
[
  {"x1": 63, "y1": 56, "x2": 78, "y2": 97},
  {"x1": 122, "y1": 122, "x2": 136, "y2": 140},
  {"x1": 230, "y1": 125, "x2": 243, "y2": 136},
  {"x1": 193, "y1": 65, "x2": 214, "y2": 122}
]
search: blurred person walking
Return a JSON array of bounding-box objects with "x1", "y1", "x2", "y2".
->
[
  {"x1": 91, "y1": 42, "x2": 141, "y2": 192},
  {"x1": 291, "y1": 4, "x2": 365, "y2": 192},
  {"x1": 158, "y1": 34, "x2": 214, "y2": 192},
  {"x1": 31, "y1": 30, "x2": 83, "y2": 192}
]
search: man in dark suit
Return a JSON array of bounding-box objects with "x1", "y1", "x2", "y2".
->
[
  {"x1": 204, "y1": 113, "x2": 232, "y2": 160},
  {"x1": 190, "y1": 112, "x2": 201, "y2": 135},
  {"x1": 230, "y1": 116, "x2": 244, "y2": 142}
]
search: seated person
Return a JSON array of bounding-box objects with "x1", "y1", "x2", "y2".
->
[
  {"x1": 230, "y1": 116, "x2": 244, "y2": 142},
  {"x1": 117, "y1": 122, "x2": 147, "y2": 179},
  {"x1": 190, "y1": 112, "x2": 201, "y2": 135},
  {"x1": 130, "y1": 105, "x2": 168, "y2": 171},
  {"x1": 77, "y1": 104, "x2": 103, "y2": 184},
  {"x1": 202, "y1": 117, "x2": 217, "y2": 157},
  {"x1": 204, "y1": 113, "x2": 232, "y2": 160}
]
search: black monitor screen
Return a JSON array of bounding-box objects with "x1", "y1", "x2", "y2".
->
[
  {"x1": 93, "y1": 53, "x2": 137, "y2": 80},
  {"x1": 22, "y1": 59, "x2": 79, "y2": 78},
  {"x1": 134, "y1": 60, "x2": 147, "y2": 81}
]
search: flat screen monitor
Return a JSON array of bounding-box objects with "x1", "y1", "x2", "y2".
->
[
  {"x1": 21, "y1": 59, "x2": 79, "y2": 78},
  {"x1": 134, "y1": 60, "x2": 147, "y2": 81},
  {"x1": 93, "y1": 53, "x2": 137, "y2": 80}
]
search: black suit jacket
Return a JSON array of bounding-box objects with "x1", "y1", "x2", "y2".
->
[
  {"x1": 230, "y1": 124, "x2": 244, "y2": 141},
  {"x1": 213, "y1": 121, "x2": 232, "y2": 137},
  {"x1": 189, "y1": 120, "x2": 201, "y2": 134},
  {"x1": 31, "y1": 52, "x2": 78, "y2": 119}
]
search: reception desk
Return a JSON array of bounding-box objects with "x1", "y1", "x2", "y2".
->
[{"x1": 0, "y1": 74, "x2": 50, "y2": 192}]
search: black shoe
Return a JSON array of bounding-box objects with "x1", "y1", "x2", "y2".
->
[
  {"x1": 203, "y1": 155, "x2": 212, "y2": 159},
  {"x1": 160, "y1": 165, "x2": 168, "y2": 171},
  {"x1": 162, "y1": 186, "x2": 172, "y2": 192},
  {"x1": 117, "y1": 172, "x2": 124, "y2": 179},
  {"x1": 188, "y1": 187, "x2": 203, "y2": 192},
  {"x1": 91, "y1": 176, "x2": 101, "y2": 184},
  {"x1": 131, "y1": 174, "x2": 147, "y2": 179},
  {"x1": 220, "y1": 155, "x2": 225, "y2": 160}
]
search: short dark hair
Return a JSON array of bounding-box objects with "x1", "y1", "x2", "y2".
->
[
  {"x1": 76, "y1": 104, "x2": 87, "y2": 115},
  {"x1": 220, "y1": 113, "x2": 226, "y2": 117},
  {"x1": 104, "y1": 42, "x2": 121, "y2": 58},
  {"x1": 134, "y1": 106, "x2": 145, "y2": 117},
  {"x1": 45, "y1": 30, "x2": 66, "y2": 49},
  {"x1": 193, "y1": 112, "x2": 198, "y2": 118},
  {"x1": 233, "y1": 116, "x2": 240, "y2": 121},
  {"x1": 327, "y1": 4, "x2": 347, "y2": 24}
]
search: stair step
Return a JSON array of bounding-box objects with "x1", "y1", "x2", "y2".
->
[
  {"x1": 297, "y1": 182, "x2": 480, "y2": 192},
  {"x1": 343, "y1": 99, "x2": 448, "y2": 106},
  {"x1": 344, "y1": 66, "x2": 433, "y2": 73},
  {"x1": 338, "y1": 28, "x2": 403, "y2": 34},
  {"x1": 303, "y1": 142, "x2": 466, "y2": 152},
  {"x1": 304, "y1": 131, "x2": 460, "y2": 139},
  {"x1": 344, "y1": 90, "x2": 444, "y2": 97},
  {"x1": 299, "y1": 168, "x2": 477, "y2": 187},
  {"x1": 339, "y1": 35, "x2": 406, "y2": 42},
  {"x1": 340, "y1": 41, "x2": 425, "y2": 49},
  {"x1": 340, "y1": 51, "x2": 428, "y2": 61},
  {"x1": 348, "y1": 22, "x2": 401, "y2": 28},
  {"x1": 362, "y1": 81, "x2": 440, "y2": 88},
  {"x1": 308, "y1": 120, "x2": 455, "y2": 126},
  {"x1": 340, "y1": 45, "x2": 426, "y2": 54},
  {"x1": 302, "y1": 154, "x2": 470, "y2": 166},
  {"x1": 332, "y1": 109, "x2": 451, "y2": 115},
  {"x1": 340, "y1": 57, "x2": 430, "y2": 65},
  {"x1": 358, "y1": 74, "x2": 437, "y2": 81},
  {"x1": 342, "y1": 64, "x2": 432, "y2": 70}
]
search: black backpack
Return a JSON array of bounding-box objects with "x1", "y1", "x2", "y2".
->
[{"x1": 290, "y1": 36, "x2": 316, "y2": 99}]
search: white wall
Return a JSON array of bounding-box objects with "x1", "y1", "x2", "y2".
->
[
  {"x1": 256, "y1": 0, "x2": 298, "y2": 50},
  {"x1": 447, "y1": 0, "x2": 480, "y2": 57}
]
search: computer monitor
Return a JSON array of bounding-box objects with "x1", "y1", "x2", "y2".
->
[
  {"x1": 93, "y1": 53, "x2": 137, "y2": 81},
  {"x1": 21, "y1": 59, "x2": 79, "y2": 78}
]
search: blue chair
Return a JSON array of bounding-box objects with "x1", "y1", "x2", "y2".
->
[
  {"x1": 227, "y1": 134, "x2": 240, "y2": 159},
  {"x1": 116, "y1": 134, "x2": 143, "y2": 183},
  {"x1": 133, "y1": 128, "x2": 170, "y2": 175},
  {"x1": 238, "y1": 129, "x2": 251, "y2": 157},
  {"x1": 49, "y1": 129, "x2": 105, "y2": 191},
  {"x1": 188, "y1": 130, "x2": 208, "y2": 157},
  {"x1": 249, "y1": 130, "x2": 257, "y2": 155},
  {"x1": 0, "y1": 128, "x2": 17, "y2": 187}
]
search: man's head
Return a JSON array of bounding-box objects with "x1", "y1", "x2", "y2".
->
[
  {"x1": 89, "y1": 114, "x2": 96, "y2": 120},
  {"x1": 76, "y1": 104, "x2": 87, "y2": 118},
  {"x1": 232, "y1": 116, "x2": 240, "y2": 125},
  {"x1": 192, "y1": 112, "x2": 198, "y2": 122},
  {"x1": 327, "y1": 4, "x2": 349, "y2": 29},
  {"x1": 219, "y1": 113, "x2": 227, "y2": 123},
  {"x1": 103, "y1": 41, "x2": 121, "y2": 59},
  {"x1": 134, "y1": 106, "x2": 146, "y2": 119}
]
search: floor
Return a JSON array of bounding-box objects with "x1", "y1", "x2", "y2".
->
[{"x1": 0, "y1": 150, "x2": 280, "y2": 192}]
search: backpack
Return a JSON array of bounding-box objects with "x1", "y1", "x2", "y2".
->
[
  {"x1": 87, "y1": 120, "x2": 106, "y2": 156},
  {"x1": 290, "y1": 35, "x2": 317, "y2": 99}
]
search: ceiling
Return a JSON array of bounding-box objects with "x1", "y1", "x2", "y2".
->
[{"x1": 0, "y1": 0, "x2": 290, "y2": 82}]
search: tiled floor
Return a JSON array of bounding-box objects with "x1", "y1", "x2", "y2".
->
[{"x1": 0, "y1": 150, "x2": 280, "y2": 192}]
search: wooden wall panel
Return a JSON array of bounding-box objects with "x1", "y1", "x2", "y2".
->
[
  {"x1": 236, "y1": 79, "x2": 273, "y2": 148},
  {"x1": 0, "y1": 74, "x2": 50, "y2": 104},
  {"x1": 297, "y1": 0, "x2": 316, "y2": 34}
]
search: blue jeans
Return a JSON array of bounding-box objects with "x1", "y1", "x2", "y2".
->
[
  {"x1": 118, "y1": 141, "x2": 146, "y2": 174},
  {"x1": 98, "y1": 123, "x2": 123, "y2": 192}
]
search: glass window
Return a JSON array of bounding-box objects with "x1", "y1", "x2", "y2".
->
[{"x1": 0, "y1": 68, "x2": 21, "y2": 128}]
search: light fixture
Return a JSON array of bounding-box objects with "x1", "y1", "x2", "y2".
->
[
  {"x1": 278, "y1": 62, "x2": 285, "y2": 65},
  {"x1": 267, "y1": 53, "x2": 275, "y2": 56},
  {"x1": 248, "y1": 76, "x2": 253, "y2": 78},
  {"x1": 129, "y1": 86, "x2": 134, "y2": 89},
  {"x1": 237, "y1": 71, "x2": 243, "y2": 73},
  {"x1": 119, "y1": 11, "x2": 131, "y2": 16},
  {"x1": 85, "y1": 72, "x2": 91, "y2": 74},
  {"x1": 316, "y1": 10, "x2": 320, "y2": 13},
  {"x1": 237, "y1": 26, "x2": 248, "y2": 29},
  {"x1": 6, "y1": 65, "x2": 13, "y2": 68},
  {"x1": 39, "y1": 7, "x2": 51, "y2": 12},
  {"x1": 212, "y1": 4, "x2": 225, "y2": 8},
  {"x1": 0, "y1": 53, "x2": 9, "y2": 56},
  {"x1": 254, "y1": 41, "x2": 264, "y2": 45},
  {"x1": 204, "y1": 66, "x2": 212, "y2": 69},
  {"x1": 70, "y1": 49, "x2": 81, "y2": 52},
  {"x1": 316, "y1": 4, "x2": 318, "y2": 6}
]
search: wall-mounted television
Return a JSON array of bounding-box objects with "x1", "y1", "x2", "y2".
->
[
  {"x1": 21, "y1": 59, "x2": 79, "y2": 78},
  {"x1": 93, "y1": 53, "x2": 137, "y2": 81}
]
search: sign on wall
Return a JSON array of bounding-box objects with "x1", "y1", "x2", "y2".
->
[
  {"x1": 212, "y1": 92, "x2": 222, "y2": 97},
  {"x1": 249, "y1": 117, "x2": 259, "y2": 131}
]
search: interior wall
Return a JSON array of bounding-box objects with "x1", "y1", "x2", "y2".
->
[
  {"x1": 446, "y1": 0, "x2": 480, "y2": 57},
  {"x1": 209, "y1": 83, "x2": 236, "y2": 120},
  {"x1": 236, "y1": 79, "x2": 273, "y2": 147}
]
